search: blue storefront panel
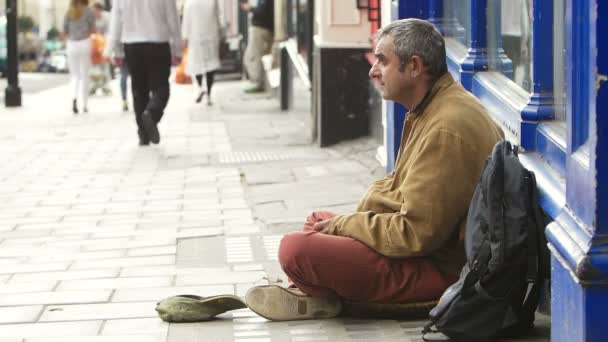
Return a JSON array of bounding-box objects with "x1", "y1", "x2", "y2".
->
[{"x1": 385, "y1": 0, "x2": 606, "y2": 340}]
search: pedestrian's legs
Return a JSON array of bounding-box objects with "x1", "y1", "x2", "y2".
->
[
  {"x1": 119, "y1": 63, "x2": 129, "y2": 101},
  {"x1": 194, "y1": 74, "x2": 206, "y2": 103},
  {"x1": 101, "y1": 62, "x2": 112, "y2": 95},
  {"x1": 278, "y1": 212, "x2": 457, "y2": 304},
  {"x1": 66, "y1": 41, "x2": 80, "y2": 112},
  {"x1": 195, "y1": 74, "x2": 203, "y2": 87},
  {"x1": 143, "y1": 43, "x2": 171, "y2": 123},
  {"x1": 124, "y1": 43, "x2": 150, "y2": 136},
  {"x1": 67, "y1": 38, "x2": 91, "y2": 113},
  {"x1": 119, "y1": 63, "x2": 129, "y2": 111},
  {"x1": 244, "y1": 27, "x2": 261, "y2": 87},
  {"x1": 243, "y1": 26, "x2": 273, "y2": 90},
  {"x1": 78, "y1": 39, "x2": 91, "y2": 110},
  {"x1": 206, "y1": 71, "x2": 215, "y2": 96}
]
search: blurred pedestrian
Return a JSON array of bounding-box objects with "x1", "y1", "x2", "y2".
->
[
  {"x1": 63, "y1": 0, "x2": 95, "y2": 114},
  {"x1": 241, "y1": 0, "x2": 274, "y2": 93},
  {"x1": 119, "y1": 61, "x2": 130, "y2": 112},
  {"x1": 89, "y1": 32, "x2": 112, "y2": 96},
  {"x1": 90, "y1": 2, "x2": 112, "y2": 96},
  {"x1": 105, "y1": 0, "x2": 182, "y2": 146},
  {"x1": 92, "y1": 2, "x2": 110, "y2": 34},
  {"x1": 182, "y1": 0, "x2": 225, "y2": 106}
]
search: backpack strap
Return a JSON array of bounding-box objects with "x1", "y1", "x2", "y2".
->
[
  {"x1": 524, "y1": 172, "x2": 540, "y2": 283},
  {"x1": 518, "y1": 172, "x2": 548, "y2": 325},
  {"x1": 530, "y1": 173, "x2": 551, "y2": 279}
]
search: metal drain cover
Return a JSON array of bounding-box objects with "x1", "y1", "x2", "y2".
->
[{"x1": 218, "y1": 150, "x2": 324, "y2": 164}]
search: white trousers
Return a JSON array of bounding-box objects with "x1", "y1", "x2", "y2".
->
[{"x1": 67, "y1": 38, "x2": 91, "y2": 108}]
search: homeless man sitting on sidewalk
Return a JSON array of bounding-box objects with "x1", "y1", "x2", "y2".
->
[{"x1": 155, "y1": 18, "x2": 504, "y2": 323}]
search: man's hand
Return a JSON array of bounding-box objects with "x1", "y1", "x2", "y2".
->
[
  {"x1": 172, "y1": 56, "x2": 182, "y2": 66},
  {"x1": 112, "y1": 57, "x2": 124, "y2": 66},
  {"x1": 241, "y1": 2, "x2": 252, "y2": 12},
  {"x1": 313, "y1": 219, "x2": 333, "y2": 234}
]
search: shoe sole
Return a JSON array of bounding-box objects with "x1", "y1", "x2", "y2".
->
[
  {"x1": 156, "y1": 294, "x2": 246, "y2": 322},
  {"x1": 142, "y1": 114, "x2": 160, "y2": 144},
  {"x1": 245, "y1": 285, "x2": 341, "y2": 321},
  {"x1": 196, "y1": 91, "x2": 206, "y2": 103}
]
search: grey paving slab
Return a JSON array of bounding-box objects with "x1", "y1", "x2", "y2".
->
[
  {"x1": 176, "y1": 236, "x2": 226, "y2": 268},
  {"x1": 119, "y1": 266, "x2": 230, "y2": 277},
  {"x1": 0, "y1": 281, "x2": 58, "y2": 294},
  {"x1": 29, "y1": 251, "x2": 126, "y2": 263},
  {"x1": 0, "y1": 321, "x2": 102, "y2": 339},
  {"x1": 112, "y1": 285, "x2": 234, "y2": 302},
  {"x1": 126, "y1": 245, "x2": 177, "y2": 257},
  {"x1": 101, "y1": 318, "x2": 168, "y2": 336},
  {"x1": 70, "y1": 255, "x2": 176, "y2": 270},
  {"x1": 0, "y1": 306, "x2": 43, "y2": 324},
  {"x1": 0, "y1": 262, "x2": 69, "y2": 275},
  {"x1": 176, "y1": 227, "x2": 224, "y2": 239},
  {"x1": 58, "y1": 276, "x2": 173, "y2": 291},
  {"x1": 0, "y1": 290, "x2": 111, "y2": 306},
  {"x1": 82, "y1": 239, "x2": 176, "y2": 252},
  {"x1": 167, "y1": 319, "x2": 235, "y2": 342},
  {"x1": 176, "y1": 271, "x2": 266, "y2": 286},
  {"x1": 26, "y1": 336, "x2": 164, "y2": 342},
  {"x1": 39, "y1": 302, "x2": 158, "y2": 322},
  {"x1": 10, "y1": 269, "x2": 119, "y2": 283}
]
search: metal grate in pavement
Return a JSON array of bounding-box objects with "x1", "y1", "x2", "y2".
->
[{"x1": 218, "y1": 151, "x2": 325, "y2": 164}]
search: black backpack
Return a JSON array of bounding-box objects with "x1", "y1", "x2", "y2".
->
[{"x1": 422, "y1": 140, "x2": 551, "y2": 341}]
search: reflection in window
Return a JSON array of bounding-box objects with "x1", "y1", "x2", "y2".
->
[
  {"x1": 444, "y1": 0, "x2": 471, "y2": 46},
  {"x1": 286, "y1": 0, "x2": 312, "y2": 64},
  {"x1": 500, "y1": 0, "x2": 533, "y2": 92},
  {"x1": 553, "y1": 0, "x2": 566, "y2": 122}
]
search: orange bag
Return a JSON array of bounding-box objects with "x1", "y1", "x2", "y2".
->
[
  {"x1": 90, "y1": 33, "x2": 108, "y2": 65},
  {"x1": 175, "y1": 48, "x2": 192, "y2": 84}
]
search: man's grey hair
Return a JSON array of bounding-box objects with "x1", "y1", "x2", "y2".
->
[{"x1": 377, "y1": 19, "x2": 447, "y2": 80}]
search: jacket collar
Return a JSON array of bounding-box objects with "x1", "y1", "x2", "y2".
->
[{"x1": 408, "y1": 72, "x2": 454, "y2": 117}]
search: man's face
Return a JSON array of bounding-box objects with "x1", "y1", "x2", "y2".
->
[
  {"x1": 369, "y1": 35, "x2": 412, "y2": 102},
  {"x1": 94, "y1": 8, "x2": 102, "y2": 19}
]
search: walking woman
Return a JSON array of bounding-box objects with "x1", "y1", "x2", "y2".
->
[
  {"x1": 63, "y1": 0, "x2": 95, "y2": 114},
  {"x1": 182, "y1": 0, "x2": 225, "y2": 105}
]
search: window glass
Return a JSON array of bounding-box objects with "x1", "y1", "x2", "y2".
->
[
  {"x1": 495, "y1": 0, "x2": 533, "y2": 92},
  {"x1": 553, "y1": 0, "x2": 566, "y2": 122},
  {"x1": 487, "y1": 0, "x2": 533, "y2": 91},
  {"x1": 443, "y1": 0, "x2": 471, "y2": 46},
  {"x1": 296, "y1": 0, "x2": 311, "y2": 61}
]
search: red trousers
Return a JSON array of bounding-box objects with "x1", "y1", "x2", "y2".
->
[{"x1": 278, "y1": 211, "x2": 457, "y2": 303}]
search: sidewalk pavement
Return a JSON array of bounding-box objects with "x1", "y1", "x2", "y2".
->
[{"x1": 0, "y1": 74, "x2": 549, "y2": 342}]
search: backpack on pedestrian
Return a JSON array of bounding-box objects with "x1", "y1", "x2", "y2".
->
[{"x1": 422, "y1": 140, "x2": 551, "y2": 341}]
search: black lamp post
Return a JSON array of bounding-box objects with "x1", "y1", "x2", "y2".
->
[{"x1": 4, "y1": 0, "x2": 21, "y2": 107}]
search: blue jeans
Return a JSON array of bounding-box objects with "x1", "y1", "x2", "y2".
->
[{"x1": 120, "y1": 63, "x2": 129, "y2": 101}]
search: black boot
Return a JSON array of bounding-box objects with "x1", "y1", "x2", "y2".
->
[
  {"x1": 138, "y1": 129, "x2": 150, "y2": 146},
  {"x1": 141, "y1": 111, "x2": 160, "y2": 144},
  {"x1": 72, "y1": 99, "x2": 78, "y2": 114}
]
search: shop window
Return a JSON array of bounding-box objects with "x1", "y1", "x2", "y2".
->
[
  {"x1": 553, "y1": 0, "x2": 567, "y2": 122},
  {"x1": 444, "y1": 0, "x2": 471, "y2": 46},
  {"x1": 486, "y1": 0, "x2": 534, "y2": 92}
]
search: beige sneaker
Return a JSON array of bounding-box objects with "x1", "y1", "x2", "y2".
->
[{"x1": 245, "y1": 285, "x2": 342, "y2": 321}]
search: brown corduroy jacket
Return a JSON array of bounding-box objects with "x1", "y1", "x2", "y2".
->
[{"x1": 325, "y1": 73, "x2": 504, "y2": 276}]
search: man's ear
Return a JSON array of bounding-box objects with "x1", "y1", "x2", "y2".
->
[{"x1": 409, "y1": 55, "x2": 425, "y2": 78}]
